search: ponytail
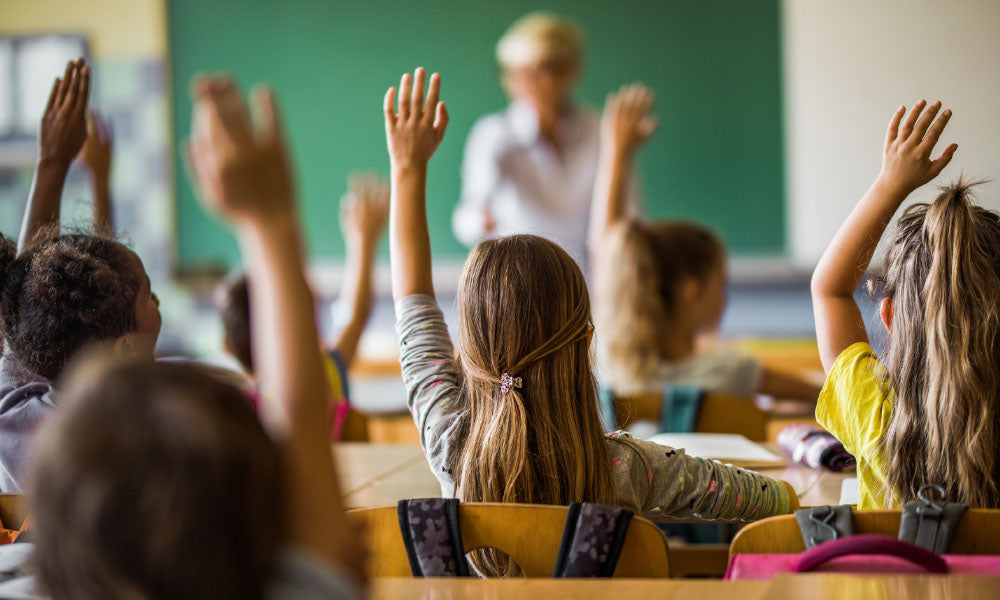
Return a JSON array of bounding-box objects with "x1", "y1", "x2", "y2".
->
[
  {"x1": 595, "y1": 219, "x2": 724, "y2": 389},
  {"x1": 880, "y1": 179, "x2": 1000, "y2": 507}
]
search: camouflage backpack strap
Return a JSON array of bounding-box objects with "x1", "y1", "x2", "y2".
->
[
  {"x1": 552, "y1": 502, "x2": 634, "y2": 578},
  {"x1": 397, "y1": 498, "x2": 470, "y2": 577}
]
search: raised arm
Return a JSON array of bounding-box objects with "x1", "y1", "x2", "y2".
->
[
  {"x1": 78, "y1": 111, "x2": 114, "y2": 235},
  {"x1": 332, "y1": 172, "x2": 389, "y2": 366},
  {"x1": 384, "y1": 67, "x2": 449, "y2": 301},
  {"x1": 811, "y1": 100, "x2": 956, "y2": 371},
  {"x1": 186, "y1": 77, "x2": 361, "y2": 578},
  {"x1": 588, "y1": 83, "x2": 657, "y2": 262},
  {"x1": 19, "y1": 59, "x2": 90, "y2": 250}
]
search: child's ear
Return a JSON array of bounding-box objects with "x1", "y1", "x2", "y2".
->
[
  {"x1": 680, "y1": 277, "x2": 701, "y2": 309},
  {"x1": 586, "y1": 322, "x2": 594, "y2": 346},
  {"x1": 113, "y1": 335, "x2": 136, "y2": 359},
  {"x1": 880, "y1": 297, "x2": 894, "y2": 334}
]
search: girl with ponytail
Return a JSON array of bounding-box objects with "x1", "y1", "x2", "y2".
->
[
  {"x1": 385, "y1": 68, "x2": 795, "y2": 576},
  {"x1": 811, "y1": 100, "x2": 997, "y2": 509}
]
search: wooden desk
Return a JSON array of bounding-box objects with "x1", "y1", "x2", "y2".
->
[
  {"x1": 334, "y1": 443, "x2": 441, "y2": 509},
  {"x1": 370, "y1": 575, "x2": 1000, "y2": 600},
  {"x1": 763, "y1": 574, "x2": 1000, "y2": 599},
  {"x1": 334, "y1": 443, "x2": 852, "y2": 511},
  {"x1": 371, "y1": 577, "x2": 769, "y2": 600}
]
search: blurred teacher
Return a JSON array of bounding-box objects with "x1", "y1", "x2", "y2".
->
[{"x1": 452, "y1": 12, "x2": 635, "y2": 267}]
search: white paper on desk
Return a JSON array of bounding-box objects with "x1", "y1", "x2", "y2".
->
[
  {"x1": 840, "y1": 477, "x2": 860, "y2": 505},
  {"x1": 646, "y1": 433, "x2": 784, "y2": 464}
]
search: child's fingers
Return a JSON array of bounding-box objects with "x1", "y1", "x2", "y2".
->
[
  {"x1": 44, "y1": 76, "x2": 61, "y2": 115},
  {"x1": 55, "y1": 60, "x2": 74, "y2": 107},
  {"x1": 433, "y1": 101, "x2": 449, "y2": 141},
  {"x1": 910, "y1": 101, "x2": 941, "y2": 142},
  {"x1": 885, "y1": 105, "x2": 905, "y2": 146},
  {"x1": 423, "y1": 73, "x2": 441, "y2": 124},
  {"x1": 73, "y1": 64, "x2": 91, "y2": 118},
  {"x1": 398, "y1": 73, "x2": 412, "y2": 121},
  {"x1": 62, "y1": 62, "x2": 79, "y2": 111},
  {"x1": 928, "y1": 143, "x2": 958, "y2": 177},
  {"x1": 251, "y1": 85, "x2": 285, "y2": 146},
  {"x1": 207, "y1": 80, "x2": 253, "y2": 145},
  {"x1": 898, "y1": 99, "x2": 926, "y2": 140},
  {"x1": 384, "y1": 87, "x2": 397, "y2": 127},
  {"x1": 920, "y1": 108, "x2": 952, "y2": 151},
  {"x1": 638, "y1": 116, "x2": 658, "y2": 139},
  {"x1": 411, "y1": 68, "x2": 426, "y2": 119}
]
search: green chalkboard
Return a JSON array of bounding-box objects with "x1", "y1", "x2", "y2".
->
[{"x1": 168, "y1": 0, "x2": 784, "y2": 270}]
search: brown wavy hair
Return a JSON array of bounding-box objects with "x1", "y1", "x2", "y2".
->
[
  {"x1": 454, "y1": 234, "x2": 612, "y2": 576},
  {"x1": 594, "y1": 220, "x2": 724, "y2": 389},
  {"x1": 28, "y1": 357, "x2": 284, "y2": 599},
  {"x1": 875, "y1": 180, "x2": 1000, "y2": 507}
]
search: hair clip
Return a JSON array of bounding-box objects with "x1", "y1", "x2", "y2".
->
[{"x1": 500, "y1": 372, "x2": 522, "y2": 395}]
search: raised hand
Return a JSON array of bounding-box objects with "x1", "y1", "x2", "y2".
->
[
  {"x1": 384, "y1": 68, "x2": 449, "y2": 171},
  {"x1": 600, "y1": 83, "x2": 657, "y2": 158},
  {"x1": 77, "y1": 111, "x2": 113, "y2": 180},
  {"x1": 878, "y1": 100, "x2": 957, "y2": 195},
  {"x1": 341, "y1": 172, "x2": 389, "y2": 251},
  {"x1": 186, "y1": 77, "x2": 294, "y2": 227},
  {"x1": 39, "y1": 59, "x2": 90, "y2": 167}
]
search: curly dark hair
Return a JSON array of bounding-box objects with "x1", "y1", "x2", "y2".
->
[{"x1": 0, "y1": 231, "x2": 141, "y2": 380}]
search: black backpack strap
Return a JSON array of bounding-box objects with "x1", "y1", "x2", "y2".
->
[
  {"x1": 552, "y1": 502, "x2": 634, "y2": 578},
  {"x1": 795, "y1": 505, "x2": 855, "y2": 548},
  {"x1": 397, "y1": 498, "x2": 470, "y2": 577},
  {"x1": 899, "y1": 484, "x2": 968, "y2": 554}
]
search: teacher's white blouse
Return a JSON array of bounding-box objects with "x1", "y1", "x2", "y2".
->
[{"x1": 453, "y1": 101, "x2": 637, "y2": 268}]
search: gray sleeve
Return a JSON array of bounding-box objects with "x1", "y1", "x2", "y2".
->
[
  {"x1": 618, "y1": 436, "x2": 790, "y2": 520},
  {"x1": 394, "y1": 295, "x2": 465, "y2": 492}
]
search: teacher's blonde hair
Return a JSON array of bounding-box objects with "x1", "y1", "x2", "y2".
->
[{"x1": 496, "y1": 12, "x2": 584, "y2": 71}]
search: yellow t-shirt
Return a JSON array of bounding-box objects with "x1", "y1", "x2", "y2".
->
[{"x1": 816, "y1": 342, "x2": 893, "y2": 509}]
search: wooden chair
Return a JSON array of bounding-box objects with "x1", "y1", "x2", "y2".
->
[
  {"x1": 729, "y1": 509, "x2": 1000, "y2": 558},
  {"x1": 347, "y1": 502, "x2": 671, "y2": 578},
  {"x1": 0, "y1": 494, "x2": 25, "y2": 530},
  {"x1": 612, "y1": 391, "x2": 768, "y2": 441}
]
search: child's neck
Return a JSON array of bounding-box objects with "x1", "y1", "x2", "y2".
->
[{"x1": 661, "y1": 327, "x2": 697, "y2": 362}]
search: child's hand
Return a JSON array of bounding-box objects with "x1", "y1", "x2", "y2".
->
[
  {"x1": 186, "y1": 76, "x2": 295, "y2": 228},
  {"x1": 38, "y1": 59, "x2": 90, "y2": 167},
  {"x1": 77, "y1": 111, "x2": 112, "y2": 179},
  {"x1": 384, "y1": 68, "x2": 449, "y2": 171},
  {"x1": 600, "y1": 83, "x2": 657, "y2": 157},
  {"x1": 340, "y1": 172, "x2": 389, "y2": 250},
  {"x1": 877, "y1": 100, "x2": 957, "y2": 195}
]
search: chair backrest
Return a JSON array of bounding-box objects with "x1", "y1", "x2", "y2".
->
[
  {"x1": 348, "y1": 502, "x2": 671, "y2": 577},
  {"x1": 613, "y1": 391, "x2": 768, "y2": 441},
  {"x1": 0, "y1": 494, "x2": 25, "y2": 530},
  {"x1": 729, "y1": 509, "x2": 1000, "y2": 557}
]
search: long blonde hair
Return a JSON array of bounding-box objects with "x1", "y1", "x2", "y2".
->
[
  {"x1": 454, "y1": 235, "x2": 613, "y2": 574},
  {"x1": 878, "y1": 180, "x2": 1000, "y2": 507},
  {"x1": 595, "y1": 220, "x2": 724, "y2": 389}
]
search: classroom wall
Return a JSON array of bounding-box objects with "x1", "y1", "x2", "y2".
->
[
  {"x1": 0, "y1": 0, "x2": 166, "y2": 58},
  {"x1": 0, "y1": 0, "x2": 174, "y2": 282},
  {"x1": 783, "y1": 0, "x2": 1000, "y2": 266}
]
